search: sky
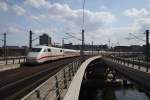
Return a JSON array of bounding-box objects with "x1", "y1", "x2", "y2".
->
[{"x1": 0, "y1": 0, "x2": 150, "y2": 47}]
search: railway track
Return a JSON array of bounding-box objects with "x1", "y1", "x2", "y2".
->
[{"x1": 0, "y1": 56, "x2": 88, "y2": 100}]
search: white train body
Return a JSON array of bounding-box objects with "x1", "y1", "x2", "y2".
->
[
  {"x1": 26, "y1": 45, "x2": 80, "y2": 64},
  {"x1": 26, "y1": 45, "x2": 103, "y2": 64}
]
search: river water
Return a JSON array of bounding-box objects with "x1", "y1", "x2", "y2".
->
[
  {"x1": 115, "y1": 87, "x2": 150, "y2": 100},
  {"x1": 79, "y1": 86, "x2": 150, "y2": 100}
]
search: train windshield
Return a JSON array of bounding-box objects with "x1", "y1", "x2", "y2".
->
[{"x1": 30, "y1": 48, "x2": 42, "y2": 52}]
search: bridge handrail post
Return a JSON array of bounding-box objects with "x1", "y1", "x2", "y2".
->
[
  {"x1": 124, "y1": 59, "x2": 125, "y2": 65},
  {"x1": 63, "y1": 69, "x2": 67, "y2": 89},
  {"x1": 146, "y1": 61, "x2": 148, "y2": 72},
  {"x1": 120, "y1": 57, "x2": 121, "y2": 64},
  {"x1": 18, "y1": 57, "x2": 20, "y2": 64},
  {"x1": 126, "y1": 58, "x2": 127, "y2": 65},
  {"x1": 132, "y1": 57, "x2": 134, "y2": 67},
  {"x1": 35, "y1": 90, "x2": 41, "y2": 100},
  {"x1": 71, "y1": 64, "x2": 74, "y2": 76},
  {"x1": 73, "y1": 62, "x2": 76, "y2": 73},
  {"x1": 74, "y1": 62, "x2": 76, "y2": 72},
  {"x1": 128, "y1": 59, "x2": 129, "y2": 66},
  {"x1": 24, "y1": 57, "x2": 26, "y2": 63},
  {"x1": 117, "y1": 57, "x2": 118, "y2": 63},
  {"x1": 76, "y1": 60, "x2": 79, "y2": 69},
  {"x1": 6, "y1": 56, "x2": 8, "y2": 64},
  {"x1": 72, "y1": 63, "x2": 75, "y2": 76},
  {"x1": 120, "y1": 58, "x2": 122, "y2": 63},
  {"x1": 75, "y1": 61, "x2": 78, "y2": 72},
  {"x1": 55, "y1": 76, "x2": 61, "y2": 100},
  {"x1": 13, "y1": 58, "x2": 15, "y2": 64},
  {"x1": 68, "y1": 66, "x2": 71, "y2": 81},
  {"x1": 138, "y1": 57, "x2": 141, "y2": 70},
  {"x1": 113, "y1": 56, "x2": 114, "y2": 62}
]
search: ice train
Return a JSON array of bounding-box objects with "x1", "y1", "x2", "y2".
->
[
  {"x1": 26, "y1": 45, "x2": 103, "y2": 64},
  {"x1": 26, "y1": 45, "x2": 80, "y2": 64}
]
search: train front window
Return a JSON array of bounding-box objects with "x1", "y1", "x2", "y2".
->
[{"x1": 30, "y1": 48, "x2": 42, "y2": 52}]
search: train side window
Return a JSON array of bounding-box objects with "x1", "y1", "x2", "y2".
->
[
  {"x1": 44, "y1": 49, "x2": 47, "y2": 52},
  {"x1": 48, "y1": 49, "x2": 51, "y2": 52}
]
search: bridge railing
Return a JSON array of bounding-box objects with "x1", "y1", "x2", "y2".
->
[
  {"x1": 0, "y1": 56, "x2": 26, "y2": 65},
  {"x1": 103, "y1": 55, "x2": 150, "y2": 72},
  {"x1": 21, "y1": 59, "x2": 83, "y2": 100}
]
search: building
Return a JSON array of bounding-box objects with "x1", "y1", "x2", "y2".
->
[
  {"x1": 39, "y1": 34, "x2": 52, "y2": 46},
  {"x1": 114, "y1": 45, "x2": 144, "y2": 52},
  {"x1": 0, "y1": 46, "x2": 28, "y2": 56},
  {"x1": 63, "y1": 43, "x2": 108, "y2": 51}
]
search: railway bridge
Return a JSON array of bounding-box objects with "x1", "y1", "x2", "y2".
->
[{"x1": 0, "y1": 52, "x2": 150, "y2": 100}]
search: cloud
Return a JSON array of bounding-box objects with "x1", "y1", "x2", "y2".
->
[
  {"x1": 99, "y1": 5, "x2": 107, "y2": 10},
  {"x1": 48, "y1": 3, "x2": 116, "y2": 31},
  {"x1": 24, "y1": 0, "x2": 50, "y2": 8},
  {"x1": 1, "y1": 2, "x2": 117, "y2": 46},
  {"x1": 0, "y1": 2, "x2": 8, "y2": 12},
  {"x1": 23, "y1": 3, "x2": 116, "y2": 45},
  {"x1": 30, "y1": 14, "x2": 46, "y2": 20},
  {"x1": 124, "y1": 8, "x2": 150, "y2": 33},
  {"x1": 124, "y1": 8, "x2": 150, "y2": 18},
  {"x1": 8, "y1": 26, "x2": 24, "y2": 33},
  {"x1": 12, "y1": 5, "x2": 26, "y2": 16},
  {"x1": 24, "y1": 1, "x2": 116, "y2": 29}
]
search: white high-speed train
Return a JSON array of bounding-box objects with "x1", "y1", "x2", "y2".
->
[{"x1": 26, "y1": 45, "x2": 80, "y2": 64}]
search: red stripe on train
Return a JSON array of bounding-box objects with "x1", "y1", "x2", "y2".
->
[{"x1": 37, "y1": 55, "x2": 64, "y2": 60}]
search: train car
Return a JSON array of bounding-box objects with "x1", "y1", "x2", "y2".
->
[
  {"x1": 26, "y1": 45, "x2": 103, "y2": 64},
  {"x1": 26, "y1": 46, "x2": 64, "y2": 64},
  {"x1": 26, "y1": 45, "x2": 80, "y2": 64},
  {"x1": 63, "y1": 49, "x2": 80, "y2": 56}
]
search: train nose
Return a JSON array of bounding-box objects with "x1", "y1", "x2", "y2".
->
[{"x1": 26, "y1": 56, "x2": 37, "y2": 63}]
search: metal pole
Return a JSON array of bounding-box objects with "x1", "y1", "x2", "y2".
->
[
  {"x1": 108, "y1": 39, "x2": 110, "y2": 50},
  {"x1": 145, "y1": 30, "x2": 149, "y2": 62},
  {"x1": 62, "y1": 39, "x2": 64, "y2": 49},
  {"x1": 81, "y1": 29, "x2": 84, "y2": 56},
  {"x1": 92, "y1": 41, "x2": 93, "y2": 56},
  {"x1": 29, "y1": 30, "x2": 32, "y2": 50},
  {"x1": 3, "y1": 33, "x2": 7, "y2": 63}
]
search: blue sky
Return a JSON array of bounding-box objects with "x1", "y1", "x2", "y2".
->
[{"x1": 0, "y1": 0, "x2": 150, "y2": 47}]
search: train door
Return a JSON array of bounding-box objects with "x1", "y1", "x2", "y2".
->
[
  {"x1": 48, "y1": 48, "x2": 51, "y2": 61},
  {"x1": 42, "y1": 48, "x2": 48, "y2": 62}
]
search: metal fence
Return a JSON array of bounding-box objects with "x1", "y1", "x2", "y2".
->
[
  {"x1": 21, "y1": 59, "x2": 83, "y2": 100},
  {"x1": 0, "y1": 56, "x2": 26, "y2": 65},
  {"x1": 103, "y1": 55, "x2": 150, "y2": 72}
]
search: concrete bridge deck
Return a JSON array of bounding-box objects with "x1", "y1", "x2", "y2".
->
[{"x1": 102, "y1": 57, "x2": 150, "y2": 96}]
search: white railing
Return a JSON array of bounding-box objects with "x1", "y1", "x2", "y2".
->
[
  {"x1": 64, "y1": 56, "x2": 102, "y2": 100},
  {"x1": 21, "y1": 59, "x2": 83, "y2": 100}
]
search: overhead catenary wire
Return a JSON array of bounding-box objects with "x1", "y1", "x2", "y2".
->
[
  {"x1": 65, "y1": 33, "x2": 82, "y2": 41},
  {"x1": 128, "y1": 33, "x2": 145, "y2": 42}
]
